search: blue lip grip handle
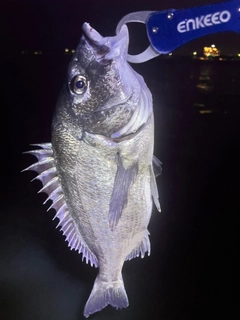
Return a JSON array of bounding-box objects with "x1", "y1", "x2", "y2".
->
[{"x1": 147, "y1": 0, "x2": 240, "y2": 54}]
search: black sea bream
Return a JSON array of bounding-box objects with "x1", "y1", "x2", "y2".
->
[{"x1": 24, "y1": 23, "x2": 162, "y2": 317}]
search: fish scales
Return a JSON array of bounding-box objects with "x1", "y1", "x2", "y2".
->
[
  {"x1": 53, "y1": 115, "x2": 153, "y2": 256},
  {"x1": 24, "y1": 22, "x2": 161, "y2": 317}
]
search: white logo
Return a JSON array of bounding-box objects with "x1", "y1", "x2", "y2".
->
[{"x1": 177, "y1": 10, "x2": 231, "y2": 33}]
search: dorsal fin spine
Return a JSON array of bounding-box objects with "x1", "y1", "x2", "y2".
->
[{"x1": 24, "y1": 143, "x2": 99, "y2": 268}]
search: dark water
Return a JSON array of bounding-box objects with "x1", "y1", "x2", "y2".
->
[{"x1": 1, "y1": 55, "x2": 238, "y2": 319}]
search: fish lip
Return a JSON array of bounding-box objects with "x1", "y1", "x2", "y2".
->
[
  {"x1": 82, "y1": 22, "x2": 128, "y2": 44},
  {"x1": 82, "y1": 22, "x2": 129, "y2": 60},
  {"x1": 82, "y1": 22, "x2": 104, "y2": 44}
]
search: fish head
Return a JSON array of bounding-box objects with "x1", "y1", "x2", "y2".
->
[{"x1": 53, "y1": 23, "x2": 152, "y2": 139}]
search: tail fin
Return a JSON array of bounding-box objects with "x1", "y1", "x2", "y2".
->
[{"x1": 83, "y1": 276, "x2": 129, "y2": 318}]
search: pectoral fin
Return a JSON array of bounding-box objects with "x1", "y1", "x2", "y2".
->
[{"x1": 109, "y1": 153, "x2": 138, "y2": 231}]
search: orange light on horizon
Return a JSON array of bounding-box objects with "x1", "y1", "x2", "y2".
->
[
  {"x1": 199, "y1": 110, "x2": 213, "y2": 114},
  {"x1": 203, "y1": 46, "x2": 220, "y2": 57}
]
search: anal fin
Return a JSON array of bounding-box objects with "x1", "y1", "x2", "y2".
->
[{"x1": 125, "y1": 230, "x2": 151, "y2": 261}]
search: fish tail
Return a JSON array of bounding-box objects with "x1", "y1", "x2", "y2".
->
[{"x1": 83, "y1": 276, "x2": 129, "y2": 318}]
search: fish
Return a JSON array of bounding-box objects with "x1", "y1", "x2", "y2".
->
[{"x1": 23, "y1": 22, "x2": 162, "y2": 317}]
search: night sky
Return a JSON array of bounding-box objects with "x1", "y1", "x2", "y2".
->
[{"x1": 1, "y1": 0, "x2": 240, "y2": 56}]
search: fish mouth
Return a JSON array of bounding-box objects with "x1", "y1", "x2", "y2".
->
[{"x1": 82, "y1": 22, "x2": 129, "y2": 61}]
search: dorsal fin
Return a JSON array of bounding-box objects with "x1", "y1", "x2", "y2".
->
[{"x1": 23, "y1": 143, "x2": 98, "y2": 267}]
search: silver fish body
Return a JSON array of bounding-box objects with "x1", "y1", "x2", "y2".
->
[{"x1": 24, "y1": 23, "x2": 161, "y2": 317}]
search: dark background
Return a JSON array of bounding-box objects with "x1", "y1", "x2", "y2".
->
[
  {"x1": 1, "y1": 1, "x2": 238, "y2": 319},
  {"x1": 2, "y1": 0, "x2": 240, "y2": 55}
]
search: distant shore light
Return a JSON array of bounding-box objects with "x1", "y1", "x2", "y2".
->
[
  {"x1": 71, "y1": 49, "x2": 75, "y2": 53},
  {"x1": 193, "y1": 51, "x2": 197, "y2": 56},
  {"x1": 203, "y1": 46, "x2": 220, "y2": 57},
  {"x1": 65, "y1": 48, "x2": 69, "y2": 53},
  {"x1": 169, "y1": 52, "x2": 172, "y2": 56}
]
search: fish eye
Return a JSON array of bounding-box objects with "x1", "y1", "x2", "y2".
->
[{"x1": 70, "y1": 75, "x2": 87, "y2": 95}]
